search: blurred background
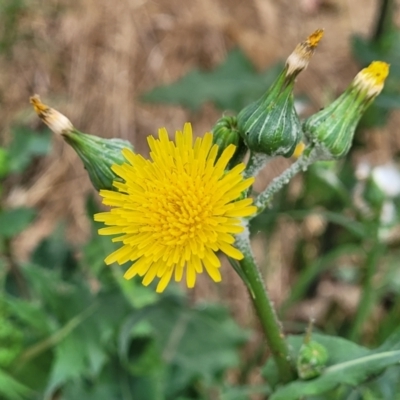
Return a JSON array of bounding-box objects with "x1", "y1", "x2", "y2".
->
[{"x1": 1, "y1": 0, "x2": 400, "y2": 399}]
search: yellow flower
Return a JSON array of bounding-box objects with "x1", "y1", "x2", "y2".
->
[{"x1": 94, "y1": 123, "x2": 256, "y2": 292}]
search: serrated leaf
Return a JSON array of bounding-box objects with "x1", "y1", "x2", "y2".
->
[
  {"x1": 0, "y1": 207, "x2": 36, "y2": 238},
  {"x1": 6, "y1": 297, "x2": 51, "y2": 335},
  {"x1": 142, "y1": 48, "x2": 282, "y2": 112},
  {"x1": 119, "y1": 297, "x2": 248, "y2": 398}
]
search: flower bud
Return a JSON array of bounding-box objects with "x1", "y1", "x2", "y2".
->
[
  {"x1": 303, "y1": 61, "x2": 390, "y2": 160},
  {"x1": 212, "y1": 116, "x2": 247, "y2": 166},
  {"x1": 297, "y1": 340, "x2": 329, "y2": 380},
  {"x1": 63, "y1": 132, "x2": 135, "y2": 191},
  {"x1": 0, "y1": 302, "x2": 23, "y2": 368},
  {"x1": 30, "y1": 95, "x2": 134, "y2": 191},
  {"x1": 237, "y1": 29, "x2": 324, "y2": 157}
]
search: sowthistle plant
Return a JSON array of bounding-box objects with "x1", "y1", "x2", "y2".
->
[{"x1": 31, "y1": 29, "x2": 390, "y2": 390}]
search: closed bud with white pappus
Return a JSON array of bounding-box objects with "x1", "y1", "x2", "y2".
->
[
  {"x1": 303, "y1": 61, "x2": 390, "y2": 160},
  {"x1": 237, "y1": 29, "x2": 324, "y2": 157},
  {"x1": 30, "y1": 95, "x2": 134, "y2": 191}
]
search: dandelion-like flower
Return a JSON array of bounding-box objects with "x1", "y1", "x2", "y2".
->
[{"x1": 94, "y1": 123, "x2": 256, "y2": 292}]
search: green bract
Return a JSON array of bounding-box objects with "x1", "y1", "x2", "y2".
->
[
  {"x1": 237, "y1": 70, "x2": 301, "y2": 157},
  {"x1": 212, "y1": 116, "x2": 240, "y2": 154},
  {"x1": 212, "y1": 115, "x2": 247, "y2": 167},
  {"x1": 63, "y1": 130, "x2": 134, "y2": 191}
]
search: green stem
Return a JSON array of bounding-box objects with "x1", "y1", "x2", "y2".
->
[
  {"x1": 236, "y1": 230, "x2": 296, "y2": 383},
  {"x1": 243, "y1": 151, "x2": 270, "y2": 179},
  {"x1": 348, "y1": 238, "x2": 385, "y2": 341},
  {"x1": 253, "y1": 148, "x2": 319, "y2": 217}
]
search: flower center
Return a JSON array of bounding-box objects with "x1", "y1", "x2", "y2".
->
[{"x1": 141, "y1": 167, "x2": 214, "y2": 247}]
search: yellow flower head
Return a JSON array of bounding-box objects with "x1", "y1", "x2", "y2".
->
[{"x1": 94, "y1": 123, "x2": 256, "y2": 292}]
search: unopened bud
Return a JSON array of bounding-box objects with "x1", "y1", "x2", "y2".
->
[
  {"x1": 297, "y1": 320, "x2": 329, "y2": 380},
  {"x1": 30, "y1": 95, "x2": 134, "y2": 191},
  {"x1": 297, "y1": 340, "x2": 329, "y2": 380},
  {"x1": 237, "y1": 30, "x2": 323, "y2": 158},
  {"x1": 303, "y1": 61, "x2": 390, "y2": 159},
  {"x1": 212, "y1": 116, "x2": 247, "y2": 166}
]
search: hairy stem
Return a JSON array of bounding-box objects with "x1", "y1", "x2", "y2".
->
[
  {"x1": 236, "y1": 230, "x2": 296, "y2": 383},
  {"x1": 244, "y1": 151, "x2": 270, "y2": 179},
  {"x1": 253, "y1": 148, "x2": 319, "y2": 216}
]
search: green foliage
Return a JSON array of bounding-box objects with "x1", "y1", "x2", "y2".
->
[
  {"x1": 6, "y1": 127, "x2": 52, "y2": 173},
  {"x1": 0, "y1": 208, "x2": 36, "y2": 239},
  {"x1": 0, "y1": 122, "x2": 249, "y2": 399},
  {"x1": 0, "y1": 369, "x2": 32, "y2": 400},
  {"x1": 0, "y1": 147, "x2": 10, "y2": 178},
  {"x1": 266, "y1": 332, "x2": 400, "y2": 399},
  {"x1": 142, "y1": 48, "x2": 282, "y2": 112}
]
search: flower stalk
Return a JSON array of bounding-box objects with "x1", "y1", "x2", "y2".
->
[
  {"x1": 236, "y1": 230, "x2": 296, "y2": 382},
  {"x1": 252, "y1": 147, "x2": 319, "y2": 216}
]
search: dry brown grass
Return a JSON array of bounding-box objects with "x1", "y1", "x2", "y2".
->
[{"x1": 1, "y1": 0, "x2": 400, "y2": 329}]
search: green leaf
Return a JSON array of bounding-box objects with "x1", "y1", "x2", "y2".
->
[
  {"x1": 376, "y1": 326, "x2": 400, "y2": 353},
  {"x1": 0, "y1": 368, "x2": 32, "y2": 400},
  {"x1": 265, "y1": 331, "x2": 400, "y2": 400},
  {"x1": 0, "y1": 207, "x2": 36, "y2": 238},
  {"x1": 142, "y1": 48, "x2": 282, "y2": 112},
  {"x1": 270, "y1": 351, "x2": 400, "y2": 400},
  {"x1": 31, "y1": 223, "x2": 78, "y2": 277},
  {"x1": 263, "y1": 333, "x2": 369, "y2": 389},
  {"x1": 221, "y1": 384, "x2": 271, "y2": 399},
  {"x1": 6, "y1": 297, "x2": 51, "y2": 335},
  {"x1": 0, "y1": 147, "x2": 10, "y2": 178},
  {"x1": 7, "y1": 126, "x2": 52, "y2": 173},
  {"x1": 119, "y1": 297, "x2": 248, "y2": 398}
]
